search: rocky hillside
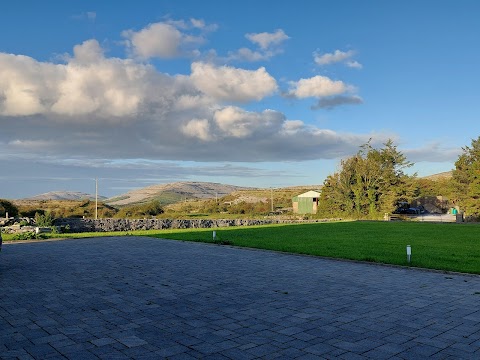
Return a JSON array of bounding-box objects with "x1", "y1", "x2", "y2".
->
[
  {"x1": 23, "y1": 191, "x2": 106, "y2": 201},
  {"x1": 421, "y1": 171, "x2": 453, "y2": 181},
  {"x1": 106, "y1": 182, "x2": 253, "y2": 206}
]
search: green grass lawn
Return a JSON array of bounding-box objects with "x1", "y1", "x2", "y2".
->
[
  {"x1": 148, "y1": 221, "x2": 480, "y2": 274},
  {"x1": 3, "y1": 221, "x2": 480, "y2": 274}
]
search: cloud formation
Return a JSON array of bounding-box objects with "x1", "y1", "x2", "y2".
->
[
  {"x1": 314, "y1": 49, "x2": 362, "y2": 68},
  {"x1": 190, "y1": 62, "x2": 277, "y2": 102},
  {"x1": 312, "y1": 95, "x2": 364, "y2": 110},
  {"x1": 288, "y1": 75, "x2": 354, "y2": 98},
  {"x1": 221, "y1": 29, "x2": 290, "y2": 63},
  {"x1": 0, "y1": 27, "x2": 373, "y2": 166},
  {"x1": 122, "y1": 23, "x2": 183, "y2": 58},
  {"x1": 245, "y1": 29, "x2": 290, "y2": 50},
  {"x1": 122, "y1": 18, "x2": 216, "y2": 59}
]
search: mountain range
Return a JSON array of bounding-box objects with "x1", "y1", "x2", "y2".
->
[
  {"x1": 105, "y1": 182, "x2": 253, "y2": 206},
  {"x1": 24, "y1": 191, "x2": 107, "y2": 201},
  {"x1": 21, "y1": 172, "x2": 453, "y2": 205}
]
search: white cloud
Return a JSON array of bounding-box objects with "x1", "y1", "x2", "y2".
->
[
  {"x1": 182, "y1": 118, "x2": 213, "y2": 141},
  {"x1": 122, "y1": 23, "x2": 183, "y2": 59},
  {"x1": 72, "y1": 39, "x2": 104, "y2": 64},
  {"x1": 214, "y1": 106, "x2": 284, "y2": 138},
  {"x1": 314, "y1": 49, "x2": 354, "y2": 65},
  {"x1": 0, "y1": 53, "x2": 58, "y2": 116},
  {"x1": 314, "y1": 49, "x2": 362, "y2": 69},
  {"x1": 122, "y1": 19, "x2": 216, "y2": 59},
  {"x1": 218, "y1": 29, "x2": 290, "y2": 62},
  {"x1": 288, "y1": 75, "x2": 353, "y2": 98},
  {"x1": 226, "y1": 48, "x2": 272, "y2": 62},
  {"x1": 0, "y1": 40, "x2": 187, "y2": 118},
  {"x1": 346, "y1": 60, "x2": 363, "y2": 69},
  {"x1": 190, "y1": 62, "x2": 278, "y2": 102},
  {"x1": 190, "y1": 18, "x2": 206, "y2": 29},
  {"x1": 246, "y1": 29, "x2": 290, "y2": 50}
]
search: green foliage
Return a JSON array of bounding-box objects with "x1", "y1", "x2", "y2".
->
[
  {"x1": 318, "y1": 140, "x2": 416, "y2": 219},
  {"x1": 18, "y1": 200, "x2": 117, "y2": 219},
  {"x1": 12, "y1": 231, "x2": 36, "y2": 240},
  {"x1": 415, "y1": 178, "x2": 455, "y2": 198},
  {"x1": 35, "y1": 211, "x2": 54, "y2": 226},
  {"x1": 11, "y1": 231, "x2": 48, "y2": 240},
  {"x1": 115, "y1": 200, "x2": 164, "y2": 218},
  {"x1": 0, "y1": 199, "x2": 19, "y2": 217},
  {"x1": 453, "y1": 136, "x2": 480, "y2": 220}
]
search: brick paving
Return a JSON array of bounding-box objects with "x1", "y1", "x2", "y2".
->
[{"x1": 1, "y1": 236, "x2": 480, "y2": 359}]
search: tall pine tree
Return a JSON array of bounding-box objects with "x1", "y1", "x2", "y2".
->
[{"x1": 452, "y1": 136, "x2": 480, "y2": 220}]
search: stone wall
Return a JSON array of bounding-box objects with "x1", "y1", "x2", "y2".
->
[{"x1": 53, "y1": 218, "x2": 311, "y2": 233}]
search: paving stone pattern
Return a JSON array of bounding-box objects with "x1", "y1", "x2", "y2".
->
[{"x1": 1, "y1": 237, "x2": 480, "y2": 359}]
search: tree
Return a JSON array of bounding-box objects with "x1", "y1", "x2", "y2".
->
[
  {"x1": 452, "y1": 136, "x2": 480, "y2": 220},
  {"x1": 0, "y1": 199, "x2": 18, "y2": 217},
  {"x1": 35, "y1": 211, "x2": 54, "y2": 226},
  {"x1": 318, "y1": 140, "x2": 416, "y2": 219}
]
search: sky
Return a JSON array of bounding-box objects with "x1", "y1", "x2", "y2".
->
[{"x1": 1, "y1": 0, "x2": 479, "y2": 199}]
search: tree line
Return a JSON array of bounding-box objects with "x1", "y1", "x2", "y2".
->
[{"x1": 317, "y1": 136, "x2": 480, "y2": 221}]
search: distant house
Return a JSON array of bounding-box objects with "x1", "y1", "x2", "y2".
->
[{"x1": 292, "y1": 190, "x2": 321, "y2": 214}]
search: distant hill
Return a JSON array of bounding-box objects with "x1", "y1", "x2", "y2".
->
[
  {"x1": 106, "y1": 181, "x2": 253, "y2": 206},
  {"x1": 24, "y1": 191, "x2": 106, "y2": 201},
  {"x1": 421, "y1": 171, "x2": 453, "y2": 181}
]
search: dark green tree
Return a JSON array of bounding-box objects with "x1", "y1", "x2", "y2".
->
[
  {"x1": 0, "y1": 199, "x2": 19, "y2": 217},
  {"x1": 452, "y1": 136, "x2": 480, "y2": 220},
  {"x1": 318, "y1": 140, "x2": 416, "y2": 219}
]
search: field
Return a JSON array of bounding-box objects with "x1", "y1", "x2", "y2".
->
[{"x1": 3, "y1": 221, "x2": 480, "y2": 274}]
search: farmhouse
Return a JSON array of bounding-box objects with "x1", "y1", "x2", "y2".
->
[{"x1": 292, "y1": 190, "x2": 321, "y2": 214}]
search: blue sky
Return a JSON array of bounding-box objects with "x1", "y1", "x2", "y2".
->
[{"x1": 1, "y1": 0, "x2": 479, "y2": 198}]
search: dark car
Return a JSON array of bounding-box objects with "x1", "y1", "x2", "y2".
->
[{"x1": 393, "y1": 205, "x2": 426, "y2": 215}]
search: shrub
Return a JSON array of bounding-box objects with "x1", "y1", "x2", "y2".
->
[
  {"x1": 35, "y1": 211, "x2": 54, "y2": 227},
  {"x1": 12, "y1": 232, "x2": 36, "y2": 240},
  {"x1": 0, "y1": 199, "x2": 19, "y2": 217},
  {"x1": 115, "y1": 200, "x2": 164, "y2": 218}
]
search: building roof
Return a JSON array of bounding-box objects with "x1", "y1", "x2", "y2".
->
[{"x1": 297, "y1": 190, "x2": 321, "y2": 198}]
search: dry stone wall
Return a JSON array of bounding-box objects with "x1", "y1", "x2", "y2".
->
[{"x1": 53, "y1": 218, "x2": 304, "y2": 232}]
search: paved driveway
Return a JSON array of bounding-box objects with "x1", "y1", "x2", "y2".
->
[{"x1": 1, "y1": 236, "x2": 480, "y2": 359}]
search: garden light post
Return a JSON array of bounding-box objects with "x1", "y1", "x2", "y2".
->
[
  {"x1": 95, "y1": 178, "x2": 98, "y2": 220},
  {"x1": 406, "y1": 245, "x2": 411, "y2": 263}
]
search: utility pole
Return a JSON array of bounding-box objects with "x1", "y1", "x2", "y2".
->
[
  {"x1": 271, "y1": 188, "x2": 274, "y2": 212},
  {"x1": 95, "y1": 178, "x2": 98, "y2": 220}
]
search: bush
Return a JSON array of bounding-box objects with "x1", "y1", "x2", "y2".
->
[
  {"x1": 35, "y1": 211, "x2": 54, "y2": 226},
  {"x1": 12, "y1": 232, "x2": 36, "y2": 240},
  {"x1": 0, "y1": 199, "x2": 18, "y2": 217},
  {"x1": 115, "y1": 200, "x2": 164, "y2": 218}
]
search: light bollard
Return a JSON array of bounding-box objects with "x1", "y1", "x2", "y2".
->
[
  {"x1": 406, "y1": 245, "x2": 412, "y2": 263},
  {"x1": 213, "y1": 230, "x2": 216, "y2": 241}
]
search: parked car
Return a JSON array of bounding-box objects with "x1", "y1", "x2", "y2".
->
[{"x1": 393, "y1": 205, "x2": 426, "y2": 215}]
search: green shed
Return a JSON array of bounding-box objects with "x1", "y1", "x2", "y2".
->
[{"x1": 292, "y1": 191, "x2": 321, "y2": 214}]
